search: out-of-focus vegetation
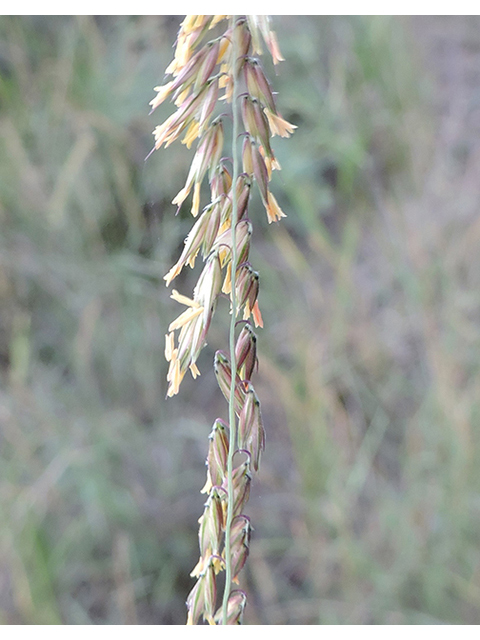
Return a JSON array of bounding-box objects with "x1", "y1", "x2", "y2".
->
[{"x1": 1, "y1": 15, "x2": 480, "y2": 625}]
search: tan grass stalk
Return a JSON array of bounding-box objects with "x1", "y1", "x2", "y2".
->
[{"x1": 149, "y1": 14, "x2": 295, "y2": 624}]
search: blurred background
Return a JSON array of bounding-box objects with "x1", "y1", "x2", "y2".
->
[{"x1": 1, "y1": 15, "x2": 480, "y2": 625}]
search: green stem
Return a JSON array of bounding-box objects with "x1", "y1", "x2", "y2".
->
[{"x1": 222, "y1": 14, "x2": 241, "y2": 626}]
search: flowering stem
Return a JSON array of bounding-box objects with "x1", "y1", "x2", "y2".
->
[
  {"x1": 222, "y1": 14, "x2": 241, "y2": 626},
  {"x1": 153, "y1": 14, "x2": 294, "y2": 624}
]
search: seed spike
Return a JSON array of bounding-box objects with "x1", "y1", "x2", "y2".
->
[{"x1": 151, "y1": 14, "x2": 294, "y2": 625}]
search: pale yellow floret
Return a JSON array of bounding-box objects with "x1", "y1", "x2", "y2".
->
[
  {"x1": 211, "y1": 556, "x2": 224, "y2": 575},
  {"x1": 168, "y1": 306, "x2": 204, "y2": 332},
  {"x1": 218, "y1": 70, "x2": 233, "y2": 102},
  {"x1": 153, "y1": 112, "x2": 180, "y2": 149},
  {"x1": 186, "y1": 249, "x2": 199, "y2": 269},
  {"x1": 182, "y1": 120, "x2": 200, "y2": 148},
  {"x1": 164, "y1": 263, "x2": 183, "y2": 287},
  {"x1": 264, "y1": 109, "x2": 297, "y2": 138},
  {"x1": 190, "y1": 362, "x2": 200, "y2": 378},
  {"x1": 222, "y1": 262, "x2": 232, "y2": 295},
  {"x1": 217, "y1": 36, "x2": 230, "y2": 63},
  {"x1": 192, "y1": 15, "x2": 206, "y2": 30},
  {"x1": 171, "y1": 289, "x2": 201, "y2": 307},
  {"x1": 259, "y1": 145, "x2": 281, "y2": 178},
  {"x1": 172, "y1": 185, "x2": 191, "y2": 208},
  {"x1": 181, "y1": 15, "x2": 198, "y2": 32},
  {"x1": 175, "y1": 35, "x2": 191, "y2": 70},
  {"x1": 167, "y1": 357, "x2": 184, "y2": 397},
  {"x1": 266, "y1": 192, "x2": 287, "y2": 223},
  {"x1": 174, "y1": 87, "x2": 191, "y2": 107},
  {"x1": 218, "y1": 246, "x2": 230, "y2": 267},
  {"x1": 190, "y1": 556, "x2": 206, "y2": 578},
  {"x1": 165, "y1": 332, "x2": 175, "y2": 361},
  {"x1": 164, "y1": 124, "x2": 185, "y2": 148},
  {"x1": 191, "y1": 182, "x2": 201, "y2": 217},
  {"x1": 165, "y1": 57, "x2": 178, "y2": 76},
  {"x1": 243, "y1": 299, "x2": 264, "y2": 328},
  {"x1": 210, "y1": 15, "x2": 227, "y2": 29},
  {"x1": 166, "y1": 349, "x2": 178, "y2": 381},
  {"x1": 218, "y1": 218, "x2": 230, "y2": 236},
  {"x1": 252, "y1": 300, "x2": 264, "y2": 328},
  {"x1": 150, "y1": 81, "x2": 174, "y2": 111},
  {"x1": 200, "y1": 472, "x2": 213, "y2": 495},
  {"x1": 268, "y1": 31, "x2": 285, "y2": 65}
]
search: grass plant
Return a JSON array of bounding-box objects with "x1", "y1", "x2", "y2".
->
[
  {"x1": 1, "y1": 14, "x2": 480, "y2": 625},
  {"x1": 149, "y1": 15, "x2": 294, "y2": 624}
]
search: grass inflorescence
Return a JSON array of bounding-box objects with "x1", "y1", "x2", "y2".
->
[
  {"x1": 149, "y1": 15, "x2": 295, "y2": 624},
  {"x1": 2, "y1": 15, "x2": 480, "y2": 626}
]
